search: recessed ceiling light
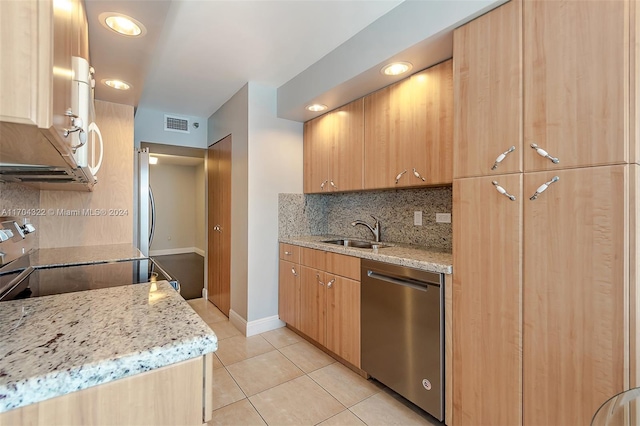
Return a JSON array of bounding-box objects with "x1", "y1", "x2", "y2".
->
[
  {"x1": 99, "y1": 12, "x2": 146, "y2": 37},
  {"x1": 102, "y1": 79, "x2": 131, "y2": 90},
  {"x1": 381, "y1": 62, "x2": 413, "y2": 76},
  {"x1": 149, "y1": 156, "x2": 158, "y2": 165},
  {"x1": 306, "y1": 104, "x2": 328, "y2": 112}
]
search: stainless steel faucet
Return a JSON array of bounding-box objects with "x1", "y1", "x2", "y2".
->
[{"x1": 351, "y1": 215, "x2": 381, "y2": 242}]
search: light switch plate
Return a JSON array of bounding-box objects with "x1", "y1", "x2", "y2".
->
[
  {"x1": 436, "y1": 213, "x2": 451, "y2": 223},
  {"x1": 414, "y1": 211, "x2": 422, "y2": 226}
]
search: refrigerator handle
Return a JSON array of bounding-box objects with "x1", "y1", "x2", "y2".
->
[{"x1": 149, "y1": 186, "x2": 156, "y2": 247}]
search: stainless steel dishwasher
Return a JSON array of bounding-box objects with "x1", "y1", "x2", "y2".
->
[{"x1": 361, "y1": 259, "x2": 444, "y2": 421}]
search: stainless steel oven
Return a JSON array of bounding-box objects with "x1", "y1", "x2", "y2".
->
[{"x1": 0, "y1": 258, "x2": 179, "y2": 302}]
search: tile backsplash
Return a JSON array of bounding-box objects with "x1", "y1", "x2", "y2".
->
[{"x1": 279, "y1": 187, "x2": 452, "y2": 252}]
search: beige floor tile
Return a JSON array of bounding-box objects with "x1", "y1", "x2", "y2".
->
[
  {"x1": 212, "y1": 353, "x2": 224, "y2": 369},
  {"x1": 318, "y1": 409, "x2": 367, "y2": 426},
  {"x1": 208, "y1": 320, "x2": 242, "y2": 341},
  {"x1": 260, "y1": 327, "x2": 301, "y2": 349},
  {"x1": 208, "y1": 399, "x2": 266, "y2": 426},
  {"x1": 309, "y1": 362, "x2": 382, "y2": 407},
  {"x1": 279, "y1": 340, "x2": 335, "y2": 373},
  {"x1": 211, "y1": 367, "x2": 246, "y2": 411},
  {"x1": 188, "y1": 298, "x2": 229, "y2": 323},
  {"x1": 216, "y1": 335, "x2": 275, "y2": 366},
  {"x1": 249, "y1": 376, "x2": 344, "y2": 425},
  {"x1": 349, "y1": 391, "x2": 440, "y2": 426},
  {"x1": 227, "y1": 350, "x2": 304, "y2": 396}
]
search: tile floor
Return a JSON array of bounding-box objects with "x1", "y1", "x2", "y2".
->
[{"x1": 187, "y1": 298, "x2": 443, "y2": 426}]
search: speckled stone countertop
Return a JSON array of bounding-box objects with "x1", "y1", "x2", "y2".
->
[
  {"x1": 0, "y1": 281, "x2": 218, "y2": 413},
  {"x1": 280, "y1": 236, "x2": 452, "y2": 274},
  {"x1": 27, "y1": 244, "x2": 145, "y2": 268}
]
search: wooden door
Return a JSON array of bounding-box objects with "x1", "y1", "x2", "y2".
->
[
  {"x1": 325, "y1": 275, "x2": 360, "y2": 368},
  {"x1": 278, "y1": 260, "x2": 300, "y2": 328},
  {"x1": 363, "y1": 77, "x2": 413, "y2": 189},
  {"x1": 453, "y1": 0, "x2": 522, "y2": 179},
  {"x1": 523, "y1": 166, "x2": 626, "y2": 425},
  {"x1": 410, "y1": 60, "x2": 454, "y2": 186},
  {"x1": 303, "y1": 113, "x2": 331, "y2": 193},
  {"x1": 523, "y1": 0, "x2": 628, "y2": 171},
  {"x1": 452, "y1": 173, "x2": 523, "y2": 425},
  {"x1": 299, "y1": 266, "x2": 325, "y2": 345},
  {"x1": 207, "y1": 135, "x2": 231, "y2": 316},
  {"x1": 329, "y1": 99, "x2": 364, "y2": 192}
]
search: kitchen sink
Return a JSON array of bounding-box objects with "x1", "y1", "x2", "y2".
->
[{"x1": 321, "y1": 239, "x2": 390, "y2": 249}]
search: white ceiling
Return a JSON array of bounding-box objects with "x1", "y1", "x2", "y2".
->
[{"x1": 86, "y1": 0, "x2": 403, "y2": 118}]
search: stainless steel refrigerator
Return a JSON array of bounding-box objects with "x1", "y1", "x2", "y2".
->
[{"x1": 133, "y1": 148, "x2": 156, "y2": 257}]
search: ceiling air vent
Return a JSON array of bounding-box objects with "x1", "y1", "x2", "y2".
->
[{"x1": 164, "y1": 115, "x2": 190, "y2": 134}]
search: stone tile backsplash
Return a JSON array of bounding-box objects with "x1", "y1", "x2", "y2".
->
[{"x1": 279, "y1": 187, "x2": 452, "y2": 252}]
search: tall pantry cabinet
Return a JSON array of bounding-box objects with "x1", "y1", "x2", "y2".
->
[{"x1": 452, "y1": 0, "x2": 632, "y2": 425}]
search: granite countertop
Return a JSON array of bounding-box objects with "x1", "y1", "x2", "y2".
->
[
  {"x1": 27, "y1": 244, "x2": 145, "y2": 268},
  {"x1": 0, "y1": 281, "x2": 218, "y2": 413},
  {"x1": 280, "y1": 235, "x2": 452, "y2": 274}
]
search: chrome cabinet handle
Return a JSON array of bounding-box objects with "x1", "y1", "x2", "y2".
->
[
  {"x1": 213, "y1": 225, "x2": 222, "y2": 232},
  {"x1": 330, "y1": 180, "x2": 338, "y2": 189},
  {"x1": 320, "y1": 180, "x2": 328, "y2": 190},
  {"x1": 327, "y1": 278, "x2": 335, "y2": 289},
  {"x1": 530, "y1": 176, "x2": 559, "y2": 200},
  {"x1": 395, "y1": 170, "x2": 407, "y2": 184},
  {"x1": 291, "y1": 267, "x2": 298, "y2": 277},
  {"x1": 492, "y1": 181, "x2": 516, "y2": 201},
  {"x1": 412, "y1": 168, "x2": 426, "y2": 182},
  {"x1": 316, "y1": 273, "x2": 324, "y2": 286},
  {"x1": 492, "y1": 146, "x2": 516, "y2": 170},
  {"x1": 284, "y1": 251, "x2": 292, "y2": 255},
  {"x1": 530, "y1": 144, "x2": 559, "y2": 164}
]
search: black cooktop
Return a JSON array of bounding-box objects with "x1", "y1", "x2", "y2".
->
[{"x1": 0, "y1": 258, "x2": 178, "y2": 302}]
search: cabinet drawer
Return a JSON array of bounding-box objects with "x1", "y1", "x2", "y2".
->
[
  {"x1": 300, "y1": 247, "x2": 326, "y2": 270},
  {"x1": 326, "y1": 252, "x2": 360, "y2": 281},
  {"x1": 279, "y1": 243, "x2": 300, "y2": 263}
]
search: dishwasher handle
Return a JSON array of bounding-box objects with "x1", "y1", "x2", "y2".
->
[{"x1": 366, "y1": 270, "x2": 433, "y2": 292}]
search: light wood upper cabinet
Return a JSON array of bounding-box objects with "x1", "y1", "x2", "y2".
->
[
  {"x1": 523, "y1": 165, "x2": 626, "y2": 426},
  {"x1": 453, "y1": 0, "x2": 522, "y2": 179},
  {"x1": 453, "y1": 173, "x2": 523, "y2": 425},
  {"x1": 523, "y1": 0, "x2": 629, "y2": 171},
  {"x1": 303, "y1": 99, "x2": 364, "y2": 193},
  {"x1": 326, "y1": 275, "x2": 361, "y2": 368},
  {"x1": 364, "y1": 60, "x2": 454, "y2": 189}
]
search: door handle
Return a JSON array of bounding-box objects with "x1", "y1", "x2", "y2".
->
[
  {"x1": 530, "y1": 143, "x2": 559, "y2": 164},
  {"x1": 492, "y1": 181, "x2": 516, "y2": 201},
  {"x1": 491, "y1": 146, "x2": 516, "y2": 170},
  {"x1": 529, "y1": 176, "x2": 559, "y2": 201}
]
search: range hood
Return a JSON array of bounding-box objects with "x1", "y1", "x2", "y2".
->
[{"x1": 0, "y1": 163, "x2": 96, "y2": 190}]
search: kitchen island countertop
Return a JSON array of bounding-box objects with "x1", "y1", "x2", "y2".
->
[
  {"x1": 280, "y1": 235, "x2": 452, "y2": 274},
  {"x1": 0, "y1": 281, "x2": 218, "y2": 413}
]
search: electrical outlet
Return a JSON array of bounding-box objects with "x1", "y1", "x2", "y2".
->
[
  {"x1": 414, "y1": 211, "x2": 423, "y2": 226},
  {"x1": 436, "y1": 213, "x2": 451, "y2": 223}
]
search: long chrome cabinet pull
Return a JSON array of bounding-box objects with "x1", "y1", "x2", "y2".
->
[
  {"x1": 320, "y1": 180, "x2": 328, "y2": 190},
  {"x1": 412, "y1": 168, "x2": 426, "y2": 181},
  {"x1": 330, "y1": 180, "x2": 338, "y2": 189},
  {"x1": 492, "y1": 181, "x2": 516, "y2": 201},
  {"x1": 492, "y1": 146, "x2": 516, "y2": 170},
  {"x1": 530, "y1": 176, "x2": 559, "y2": 200},
  {"x1": 291, "y1": 267, "x2": 298, "y2": 277},
  {"x1": 530, "y1": 143, "x2": 559, "y2": 164},
  {"x1": 395, "y1": 170, "x2": 407, "y2": 184}
]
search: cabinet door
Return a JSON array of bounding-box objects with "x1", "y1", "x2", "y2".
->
[
  {"x1": 364, "y1": 77, "x2": 413, "y2": 189},
  {"x1": 523, "y1": 166, "x2": 626, "y2": 426},
  {"x1": 410, "y1": 60, "x2": 454, "y2": 186},
  {"x1": 452, "y1": 174, "x2": 523, "y2": 425},
  {"x1": 50, "y1": 0, "x2": 74, "y2": 140},
  {"x1": 279, "y1": 260, "x2": 300, "y2": 328},
  {"x1": 523, "y1": 0, "x2": 628, "y2": 171},
  {"x1": 325, "y1": 275, "x2": 360, "y2": 368},
  {"x1": 299, "y1": 266, "x2": 326, "y2": 345},
  {"x1": 73, "y1": 0, "x2": 89, "y2": 60},
  {"x1": 453, "y1": 0, "x2": 522, "y2": 179},
  {"x1": 303, "y1": 114, "x2": 331, "y2": 193},
  {"x1": 329, "y1": 99, "x2": 364, "y2": 192}
]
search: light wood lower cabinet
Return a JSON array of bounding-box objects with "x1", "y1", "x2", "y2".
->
[
  {"x1": 279, "y1": 244, "x2": 361, "y2": 368},
  {"x1": 0, "y1": 355, "x2": 213, "y2": 426}
]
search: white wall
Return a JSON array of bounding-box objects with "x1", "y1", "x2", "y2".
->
[
  {"x1": 195, "y1": 162, "x2": 205, "y2": 252},
  {"x1": 135, "y1": 107, "x2": 208, "y2": 148},
  {"x1": 247, "y1": 84, "x2": 303, "y2": 322},
  {"x1": 208, "y1": 84, "x2": 250, "y2": 320},
  {"x1": 149, "y1": 163, "x2": 199, "y2": 252}
]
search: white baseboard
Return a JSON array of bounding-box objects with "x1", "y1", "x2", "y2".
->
[
  {"x1": 202, "y1": 288, "x2": 208, "y2": 300},
  {"x1": 228, "y1": 310, "x2": 286, "y2": 337},
  {"x1": 150, "y1": 247, "x2": 203, "y2": 256}
]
